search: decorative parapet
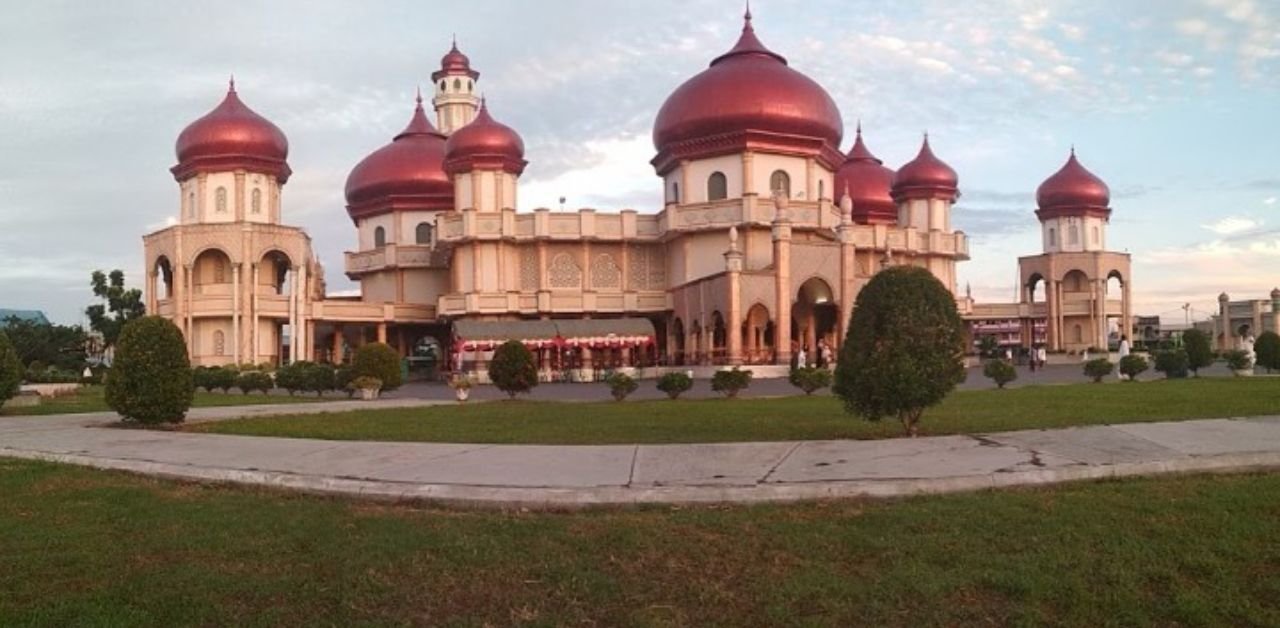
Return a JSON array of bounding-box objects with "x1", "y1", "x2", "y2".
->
[
  {"x1": 343, "y1": 245, "x2": 444, "y2": 277},
  {"x1": 436, "y1": 290, "x2": 670, "y2": 317}
]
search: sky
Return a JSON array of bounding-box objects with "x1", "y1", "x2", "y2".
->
[{"x1": 1, "y1": 0, "x2": 1278, "y2": 326}]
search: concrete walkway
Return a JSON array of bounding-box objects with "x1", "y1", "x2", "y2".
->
[{"x1": 2, "y1": 401, "x2": 1279, "y2": 508}]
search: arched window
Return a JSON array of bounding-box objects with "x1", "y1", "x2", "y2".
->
[
  {"x1": 1048, "y1": 227, "x2": 1056, "y2": 248},
  {"x1": 770, "y1": 170, "x2": 791, "y2": 197},
  {"x1": 1068, "y1": 224, "x2": 1080, "y2": 245},
  {"x1": 374, "y1": 226, "x2": 387, "y2": 248},
  {"x1": 415, "y1": 222, "x2": 432, "y2": 245},
  {"x1": 213, "y1": 330, "x2": 225, "y2": 356},
  {"x1": 1073, "y1": 325, "x2": 1083, "y2": 343},
  {"x1": 188, "y1": 192, "x2": 195, "y2": 218},
  {"x1": 467, "y1": 80, "x2": 473, "y2": 92},
  {"x1": 439, "y1": 80, "x2": 446, "y2": 91},
  {"x1": 215, "y1": 186, "x2": 227, "y2": 213},
  {"x1": 213, "y1": 260, "x2": 226, "y2": 284},
  {"x1": 251, "y1": 188, "x2": 262, "y2": 214},
  {"x1": 671, "y1": 182, "x2": 680, "y2": 204},
  {"x1": 1091, "y1": 226, "x2": 1099, "y2": 244},
  {"x1": 453, "y1": 78, "x2": 461, "y2": 91},
  {"x1": 707, "y1": 172, "x2": 728, "y2": 201},
  {"x1": 818, "y1": 179, "x2": 825, "y2": 200}
]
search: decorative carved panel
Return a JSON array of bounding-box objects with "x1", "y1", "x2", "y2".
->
[
  {"x1": 591, "y1": 254, "x2": 621, "y2": 289},
  {"x1": 548, "y1": 253, "x2": 581, "y2": 289},
  {"x1": 520, "y1": 247, "x2": 539, "y2": 291}
]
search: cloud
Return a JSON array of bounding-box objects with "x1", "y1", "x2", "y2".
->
[
  {"x1": 1201, "y1": 216, "x2": 1261, "y2": 236},
  {"x1": 1265, "y1": 197, "x2": 1277, "y2": 205}
]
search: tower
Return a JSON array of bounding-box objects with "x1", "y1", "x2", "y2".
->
[
  {"x1": 890, "y1": 134, "x2": 960, "y2": 289},
  {"x1": 431, "y1": 38, "x2": 481, "y2": 135}
]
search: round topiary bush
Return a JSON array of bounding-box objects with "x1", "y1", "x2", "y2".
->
[
  {"x1": 274, "y1": 362, "x2": 306, "y2": 396},
  {"x1": 0, "y1": 330, "x2": 22, "y2": 409},
  {"x1": 334, "y1": 366, "x2": 357, "y2": 398},
  {"x1": 656, "y1": 371, "x2": 693, "y2": 400},
  {"x1": 1083, "y1": 358, "x2": 1114, "y2": 383},
  {"x1": 489, "y1": 340, "x2": 537, "y2": 398},
  {"x1": 104, "y1": 316, "x2": 193, "y2": 424},
  {"x1": 352, "y1": 343, "x2": 402, "y2": 391},
  {"x1": 604, "y1": 372, "x2": 638, "y2": 401},
  {"x1": 1181, "y1": 329, "x2": 1213, "y2": 376},
  {"x1": 1119, "y1": 354, "x2": 1148, "y2": 381},
  {"x1": 1153, "y1": 349, "x2": 1189, "y2": 379},
  {"x1": 302, "y1": 362, "x2": 336, "y2": 397},
  {"x1": 833, "y1": 266, "x2": 966, "y2": 437},
  {"x1": 235, "y1": 371, "x2": 273, "y2": 395},
  {"x1": 788, "y1": 366, "x2": 833, "y2": 395},
  {"x1": 711, "y1": 367, "x2": 752, "y2": 399},
  {"x1": 1254, "y1": 331, "x2": 1280, "y2": 373},
  {"x1": 982, "y1": 359, "x2": 1017, "y2": 389},
  {"x1": 208, "y1": 366, "x2": 236, "y2": 393}
]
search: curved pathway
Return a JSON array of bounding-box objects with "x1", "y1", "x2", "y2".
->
[{"x1": 2, "y1": 400, "x2": 1279, "y2": 509}]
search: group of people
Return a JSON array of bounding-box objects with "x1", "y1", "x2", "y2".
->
[{"x1": 794, "y1": 339, "x2": 835, "y2": 370}]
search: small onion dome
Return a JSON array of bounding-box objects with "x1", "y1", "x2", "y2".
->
[
  {"x1": 1035, "y1": 149, "x2": 1111, "y2": 221},
  {"x1": 344, "y1": 93, "x2": 453, "y2": 222},
  {"x1": 432, "y1": 38, "x2": 479, "y2": 81},
  {"x1": 651, "y1": 8, "x2": 843, "y2": 174},
  {"x1": 172, "y1": 78, "x2": 290, "y2": 183},
  {"x1": 444, "y1": 98, "x2": 527, "y2": 175},
  {"x1": 1219, "y1": 292, "x2": 1231, "y2": 302},
  {"x1": 834, "y1": 124, "x2": 897, "y2": 224},
  {"x1": 891, "y1": 134, "x2": 958, "y2": 202},
  {"x1": 1271, "y1": 287, "x2": 1280, "y2": 299}
]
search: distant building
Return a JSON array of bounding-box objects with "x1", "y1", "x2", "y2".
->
[
  {"x1": 0, "y1": 309, "x2": 51, "y2": 325},
  {"x1": 1196, "y1": 291, "x2": 1280, "y2": 350}
]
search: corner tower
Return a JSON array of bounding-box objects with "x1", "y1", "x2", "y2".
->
[{"x1": 431, "y1": 38, "x2": 481, "y2": 135}]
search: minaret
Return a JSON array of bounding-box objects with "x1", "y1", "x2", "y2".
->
[
  {"x1": 442, "y1": 98, "x2": 527, "y2": 212},
  {"x1": 431, "y1": 37, "x2": 481, "y2": 135}
]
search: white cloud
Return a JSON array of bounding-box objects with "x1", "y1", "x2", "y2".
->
[
  {"x1": 1264, "y1": 197, "x2": 1278, "y2": 205},
  {"x1": 1201, "y1": 216, "x2": 1261, "y2": 235}
]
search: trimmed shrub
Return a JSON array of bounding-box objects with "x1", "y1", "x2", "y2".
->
[
  {"x1": 235, "y1": 371, "x2": 273, "y2": 395},
  {"x1": 656, "y1": 372, "x2": 693, "y2": 400},
  {"x1": 335, "y1": 366, "x2": 357, "y2": 399},
  {"x1": 982, "y1": 359, "x2": 1017, "y2": 389},
  {"x1": 1083, "y1": 358, "x2": 1114, "y2": 383},
  {"x1": 833, "y1": 266, "x2": 966, "y2": 437},
  {"x1": 1182, "y1": 329, "x2": 1213, "y2": 376},
  {"x1": 104, "y1": 316, "x2": 193, "y2": 424},
  {"x1": 192, "y1": 366, "x2": 213, "y2": 392},
  {"x1": 489, "y1": 340, "x2": 537, "y2": 398},
  {"x1": 350, "y1": 376, "x2": 382, "y2": 392},
  {"x1": 1119, "y1": 354, "x2": 1149, "y2": 381},
  {"x1": 604, "y1": 372, "x2": 639, "y2": 401},
  {"x1": 208, "y1": 366, "x2": 236, "y2": 393},
  {"x1": 0, "y1": 330, "x2": 22, "y2": 409},
  {"x1": 711, "y1": 367, "x2": 752, "y2": 399},
  {"x1": 1224, "y1": 349, "x2": 1253, "y2": 372},
  {"x1": 1254, "y1": 331, "x2": 1280, "y2": 373},
  {"x1": 789, "y1": 366, "x2": 833, "y2": 395},
  {"x1": 274, "y1": 362, "x2": 306, "y2": 396},
  {"x1": 302, "y1": 362, "x2": 335, "y2": 397},
  {"x1": 1153, "y1": 349, "x2": 1189, "y2": 379},
  {"x1": 352, "y1": 343, "x2": 402, "y2": 391}
]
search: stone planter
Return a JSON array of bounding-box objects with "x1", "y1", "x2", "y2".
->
[
  {"x1": 454, "y1": 387, "x2": 471, "y2": 402},
  {"x1": 359, "y1": 387, "x2": 381, "y2": 400}
]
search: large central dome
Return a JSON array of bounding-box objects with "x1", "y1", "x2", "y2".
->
[{"x1": 652, "y1": 10, "x2": 843, "y2": 163}]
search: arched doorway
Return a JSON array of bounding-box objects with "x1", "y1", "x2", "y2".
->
[
  {"x1": 153, "y1": 256, "x2": 173, "y2": 301},
  {"x1": 793, "y1": 277, "x2": 839, "y2": 366},
  {"x1": 744, "y1": 304, "x2": 773, "y2": 364},
  {"x1": 711, "y1": 311, "x2": 727, "y2": 364},
  {"x1": 671, "y1": 318, "x2": 685, "y2": 365}
]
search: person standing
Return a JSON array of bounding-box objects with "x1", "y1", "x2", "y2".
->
[
  {"x1": 1037, "y1": 345, "x2": 1047, "y2": 370},
  {"x1": 1117, "y1": 336, "x2": 1131, "y2": 380},
  {"x1": 797, "y1": 345, "x2": 808, "y2": 369}
]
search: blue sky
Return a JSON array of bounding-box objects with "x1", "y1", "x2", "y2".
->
[{"x1": 1, "y1": 0, "x2": 1277, "y2": 324}]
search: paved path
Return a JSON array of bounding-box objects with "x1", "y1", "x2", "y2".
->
[{"x1": 2, "y1": 401, "x2": 1278, "y2": 509}]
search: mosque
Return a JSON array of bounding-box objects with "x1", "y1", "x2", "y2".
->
[{"x1": 141, "y1": 10, "x2": 1134, "y2": 377}]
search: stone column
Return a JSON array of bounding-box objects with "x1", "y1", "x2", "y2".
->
[
  {"x1": 1219, "y1": 293, "x2": 1231, "y2": 350},
  {"x1": 232, "y1": 265, "x2": 241, "y2": 365},
  {"x1": 837, "y1": 199, "x2": 856, "y2": 352},
  {"x1": 724, "y1": 226, "x2": 744, "y2": 365},
  {"x1": 772, "y1": 192, "x2": 793, "y2": 366},
  {"x1": 251, "y1": 264, "x2": 260, "y2": 365},
  {"x1": 1122, "y1": 279, "x2": 1133, "y2": 349},
  {"x1": 287, "y1": 266, "x2": 298, "y2": 364},
  {"x1": 1272, "y1": 289, "x2": 1280, "y2": 336},
  {"x1": 184, "y1": 264, "x2": 194, "y2": 359},
  {"x1": 1046, "y1": 278, "x2": 1059, "y2": 351},
  {"x1": 1095, "y1": 279, "x2": 1107, "y2": 350},
  {"x1": 377, "y1": 323, "x2": 388, "y2": 344},
  {"x1": 332, "y1": 326, "x2": 344, "y2": 364}
]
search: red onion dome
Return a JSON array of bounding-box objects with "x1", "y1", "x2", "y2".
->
[
  {"x1": 444, "y1": 99, "x2": 527, "y2": 175},
  {"x1": 172, "y1": 79, "x2": 290, "y2": 183},
  {"x1": 1035, "y1": 149, "x2": 1111, "y2": 220},
  {"x1": 834, "y1": 124, "x2": 897, "y2": 224},
  {"x1": 432, "y1": 38, "x2": 479, "y2": 81},
  {"x1": 651, "y1": 9, "x2": 843, "y2": 174},
  {"x1": 344, "y1": 93, "x2": 453, "y2": 222},
  {"x1": 891, "y1": 134, "x2": 958, "y2": 202}
]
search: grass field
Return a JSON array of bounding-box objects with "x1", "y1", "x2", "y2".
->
[
  {"x1": 1, "y1": 385, "x2": 326, "y2": 417},
  {"x1": 193, "y1": 376, "x2": 1280, "y2": 444},
  {"x1": 1, "y1": 458, "x2": 1277, "y2": 626}
]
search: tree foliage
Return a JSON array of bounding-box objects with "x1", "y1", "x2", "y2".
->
[
  {"x1": 1118, "y1": 354, "x2": 1149, "y2": 381},
  {"x1": 789, "y1": 366, "x2": 833, "y2": 395},
  {"x1": 1224, "y1": 350, "x2": 1253, "y2": 372},
  {"x1": 1181, "y1": 329, "x2": 1214, "y2": 376},
  {"x1": 1254, "y1": 331, "x2": 1280, "y2": 373},
  {"x1": 711, "y1": 367, "x2": 753, "y2": 398},
  {"x1": 982, "y1": 359, "x2": 1017, "y2": 389},
  {"x1": 104, "y1": 316, "x2": 193, "y2": 424},
  {"x1": 489, "y1": 340, "x2": 538, "y2": 398},
  {"x1": 352, "y1": 343, "x2": 402, "y2": 391},
  {"x1": 86, "y1": 270, "x2": 145, "y2": 351},
  {"x1": 235, "y1": 371, "x2": 274, "y2": 395},
  {"x1": 833, "y1": 266, "x2": 966, "y2": 437},
  {"x1": 0, "y1": 330, "x2": 22, "y2": 408},
  {"x1": 604, "y1": 372, "x2": 639, "y2": 401},
  {"x1": 1, "y1": 316, "x2": 88, "y2": 371},
  {"x1": 1153, "y1": 350, "x2": 1189, "y2": 379}
]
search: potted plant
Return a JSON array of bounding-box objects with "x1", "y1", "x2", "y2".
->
[
  {"x1": 448, "y1": 374, "x2": 473, "y2": 402},
  {"x1": 1224, "y1": 349, "x2": 1254, "y2": 377},
  {"x1": 350, "y1": 376, "x2": 383, "y2": 400}
]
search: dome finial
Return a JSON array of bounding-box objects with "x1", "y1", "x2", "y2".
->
[
  {"x1": 745, "y1": 0, "x2": 752, "y2": 24},
  {"x1": 451, "y1": 33, "x2": 458, "y2": 51},
  {"x1": 856, "y1": 119, "x2": 862, "y2": 135},
  {"x1": 229, "y1": 74, "x2": 236, "y2": 92},
  {"x1": 415, "y1": 85, "x2": 423, "y2": 106}
]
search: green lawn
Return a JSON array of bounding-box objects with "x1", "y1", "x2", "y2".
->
[
  {"x1": 194, "y1": 376, "x2": 1280, "y2": 444},
  {"x1": 1, "y1": 458, "x2": 1277, "y2": 626},
  {"x1": 1, "y1": 385, "x2": 326, "y2": 417}
]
